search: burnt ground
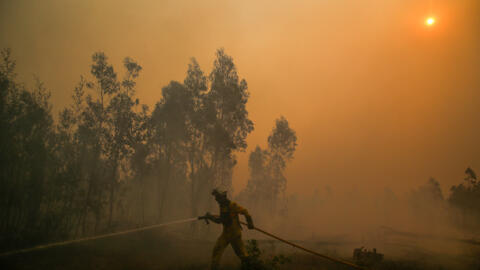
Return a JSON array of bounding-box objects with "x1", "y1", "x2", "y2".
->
[{"x1": 1, "y1": 226, "x2": 479, "y2": 270}]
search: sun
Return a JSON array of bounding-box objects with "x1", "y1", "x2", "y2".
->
[{"x1": 425, "y1": 17, "x2": 435, "y2": 26}]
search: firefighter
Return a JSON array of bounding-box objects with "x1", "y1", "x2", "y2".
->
[{"x1": 202, "y1": 189, "x2": 254, "y2": 270}]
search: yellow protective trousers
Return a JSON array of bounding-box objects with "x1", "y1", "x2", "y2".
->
[{"x1": 211, "y1": 231, "x2": 247, "y2": 270}]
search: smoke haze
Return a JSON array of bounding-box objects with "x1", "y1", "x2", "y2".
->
[
  {"x1": 2, "y1": 0, "x2": 479, "y2": 197},
  {"x1": 1, "y1": 2, "x2": 480, "y2": 269}
]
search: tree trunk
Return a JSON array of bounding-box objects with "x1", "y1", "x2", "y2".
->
[{"x1": 108, "y1": 163, "x2": 117, "y2": 230}]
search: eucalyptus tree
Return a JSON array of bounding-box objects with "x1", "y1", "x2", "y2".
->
[
  {"x1": 449, "y1": 167, "x2": 480, "y2": 231},
  {"x1": 204, "y1": 48, "x2": 254, "y2": 191},
  {"x1": 0, "y1": 49, "x2": 56, "y2": 247},
  {"x1": 51, "y1": 79, "x2": 87, "y2": 237},
  {"x1": 103, "y1": 56, "x2": 142, "y2": 228},
  {"x1": 239, "y1": 146, "x2": 269, "y2": 208},
  {"x1": 65, "y1": 52, "x2": 144, "y2": 232},
  {"x1": 0, "y1": 49, "x2": 17, "y2": 231},
  {"x1": 183, "y1": 58, "x2": 209, "y2": 220},
  {"x1": 240, "y1": 117, "x2": 297, "y2": 215},
  {"x1": 150, "y1": 50, "x2": 254, "y2": 220},
  {"x1": 72, "y1": 52, "x2": 119, "y2": 232},
  {"x1": 150, "y1": 81, "x2": 192, "y2": 221},
  {"x1": 129, "y1": 102, "x2": 150, "y2": 225},
  {"x1": 266, "y1": 116, "x2": 297, "y2": 203}
]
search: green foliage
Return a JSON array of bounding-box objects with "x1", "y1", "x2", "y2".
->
[
  {"x1": 0, "y1": 48, "x2": 57, "y2": 249},
  {"x1": 243, "y1": 239, "x2": 290, "y2": 270},
  {"x1": 239, "y1": 116, "x2": 297, "y2": 216},
  {"x1": 448, "y1": 167, "x2": 480, "y2": 231},
  {"x1": 0, "y1": 47, "x2": 258, "y2": 250}
]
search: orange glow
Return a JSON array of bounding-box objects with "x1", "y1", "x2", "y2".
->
[
  {"x1": 1, "y1": 0, "x2": 480, "y2": 198},
  {"x1": 425, "y1": 17, "x2": 436, "y2": 26}
]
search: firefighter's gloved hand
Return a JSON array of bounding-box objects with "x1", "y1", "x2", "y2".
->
[
  {"x1": 199, "y1": 212, "x2": 212, "y2": 224},
  {"x1": 246, "y1": 216, "x2": 254, "y2": 230},
  {"x1": 204, "y1": 212, "x2": 213, "y2": 220}
]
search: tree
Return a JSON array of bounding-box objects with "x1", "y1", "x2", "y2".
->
[
  {"x1": 464, "y1": 166, "x2": 477, "y2": 186},
  {"x1": 150, "y1": 81, "x2": 192, "y2": 221},
  {"x1": 183, "y1": 58, "x2": 209, "y2": 222},
  {"x1": 240, "y1": 146, "x2": 269, "y2": 207},
  {"x1": 449, "y1": 167, "x2": 480, "y2": 231},
  {"x1": 0, "y1": 47, "x2": 256, "y2": 248},
  {"x1": 205, "y1": 48, "x2": 254, "y2": 191},
  {"x1": 240, "y1": 117, "x2": 297, "y2": 216},
  {"x1": 61, "y1": 52, "x2": 144, "y2": 233},
  {"x1": 267, "y1": 116, "x2": 298, "y2": 200},
  {"x1": 104, "y1": 56, "x2": 142, "y2": 228},
  {"x1": 0, "y1": 49, "x2": 57, "y2": 248}
]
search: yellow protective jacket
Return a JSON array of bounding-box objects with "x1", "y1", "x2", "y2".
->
[
  {"x1": 211, "y1": 201, "x2": 252, "y2": 235},
  {"x1": 209, "y1": 201, "x2": 253, "y2": 270}
]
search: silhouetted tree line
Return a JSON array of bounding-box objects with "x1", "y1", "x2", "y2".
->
[
  {"x1": 448, "y1": 167, "x2": 480, "y2": 231},
  {"x1": 2, "y1": 46, "x2": 477, "y2": 252},
  {"x1": 0, "y1": 48, "x2": 297, "y2": 251},
  {"x1": 237, "y1": 117, "x2": 297, "y2": 218},
  {"x1": 407, "y1": 167, "x2": 480, "y2": 233}
]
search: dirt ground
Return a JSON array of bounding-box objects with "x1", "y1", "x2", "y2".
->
[{"x1": 1, "y1": 226, "x2": 479, "y2": 270}]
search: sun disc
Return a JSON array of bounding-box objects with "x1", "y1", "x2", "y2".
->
[{"x1": 426, "y1": 17, "x2": 435, "y2": 26}]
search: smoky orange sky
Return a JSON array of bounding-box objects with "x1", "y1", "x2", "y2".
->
[{"x1": 1, "y1": 0, "x2": 479, "y2": 197}]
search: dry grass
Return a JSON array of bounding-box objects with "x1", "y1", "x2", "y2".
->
[{"x1": 1, "y1": 229, "x2": 478, "y2": 270}]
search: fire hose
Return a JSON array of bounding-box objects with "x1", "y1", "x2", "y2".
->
[
  {"x1": 237, "y1": 221, "x2": 367, "y2": 270},
  {"x1": 1, "y1": 216, "x2": 367, "y2": 270}
]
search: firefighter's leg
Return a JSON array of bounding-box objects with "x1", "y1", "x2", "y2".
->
[
  {"x1": 211, "y1": 233, "x2": 229, "y2": 270},
  {"x1": 230, "y1": 234, "x2": 249, "y2": 268}
]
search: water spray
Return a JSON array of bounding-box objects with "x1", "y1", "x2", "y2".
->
[
  {"x1": 1, "y1": 216, "x2": 367, "y2": 270},
  {"x1": 0, "y1": 217, "x2": 199, "y2": 257}
]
